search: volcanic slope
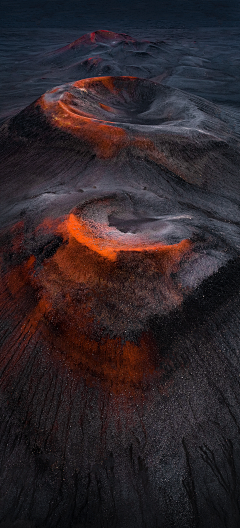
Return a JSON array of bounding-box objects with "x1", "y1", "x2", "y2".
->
[{"x1": 1, "y1": 74, "x2": 240, "y2": 527}]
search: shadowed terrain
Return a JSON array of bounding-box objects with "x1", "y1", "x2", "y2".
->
[
  {"x1": 1, "y1": 30, "x2": 240, "y2": 528},
  {"x1": 1, "y1": 28, "x2": 240, "y2": 125}
]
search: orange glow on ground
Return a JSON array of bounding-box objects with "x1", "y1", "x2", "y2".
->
[
  {"x1": 0, "y1": 241, "x2": 154, "y2": 393},
  {"x1": 89, "y1": 30, "x2": 128, "y2": 43},
  {"x1": 39, "y1": 85, "x2": 128, "y2": 158},
  {"x1": 74, "y1": 76, "x2": 122, "y2": 93},
  {"x1": 66, "y1": 212, "x2": 191, "y2": 262},
  {"x1": 99, "y1": 103, "x2": 116, "y2": 113},
  {"x1": 0, "y1": 215, "x2": 193, "y2": 394},
  {"x1": 38, "y1": 75, "x2": 190, "y2": 178},
  {"x1": 38, "y1": 76, "x2": 154, "y2": 159},
  {"x1": 50, "y1": 31, "x2": 136, "y2": 55}
]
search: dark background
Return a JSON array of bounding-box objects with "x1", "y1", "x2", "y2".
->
[{"x1": 1, "y1": 0, "x2": 240, "y2": 30}]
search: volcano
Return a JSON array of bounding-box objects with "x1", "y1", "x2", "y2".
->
[{"x1": 1, "y1": 70, "x2": 240, "y2": 528}]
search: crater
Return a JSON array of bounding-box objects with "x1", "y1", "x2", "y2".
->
[{"x1": 41, "y1": 76, "x2": 187, "y2": 126}]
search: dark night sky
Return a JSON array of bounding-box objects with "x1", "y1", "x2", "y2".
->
[{"x1": 1, "y1": 0, "x2": 240, "y2": 29}]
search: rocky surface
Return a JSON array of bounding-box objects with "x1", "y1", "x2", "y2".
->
[{"x1": 1, "y1": 30, "x2": 240, "y2": 528}]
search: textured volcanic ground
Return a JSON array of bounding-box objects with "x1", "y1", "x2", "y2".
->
[
  {"x1": 1, "y1": 30, "x2": 240, "y2": 528},
  {"x1": 1, "y1": 28, "x2": 240, "y2": 125}
]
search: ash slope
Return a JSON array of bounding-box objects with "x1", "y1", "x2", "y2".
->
[
  {"x1": 1, "y1": 76, "x2": 240, "y2": 300},
  {"x1": 1, "y1": 73, "x2": 240, "y2": 528},
  {"x1": 1, "y1": 75, "x2": 240, "y2": 355}
]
